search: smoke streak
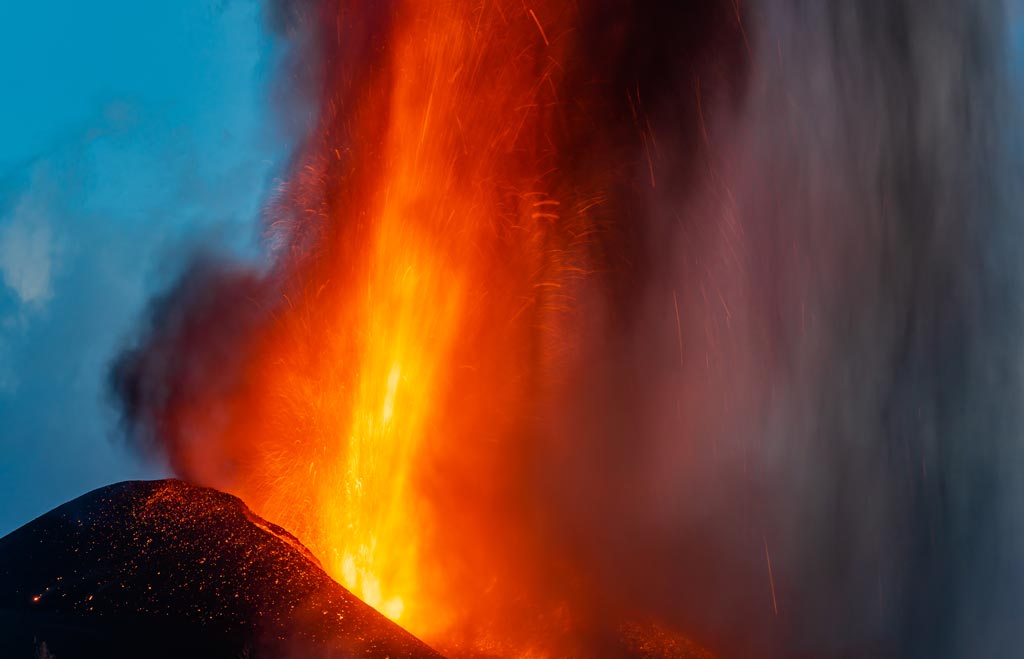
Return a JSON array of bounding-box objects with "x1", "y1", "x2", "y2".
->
[{"x1": 111, "y1": 1, "x2": 1023, "y2": 657}]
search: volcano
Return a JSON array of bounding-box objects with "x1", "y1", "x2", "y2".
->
[
  {"x1": 0, "y1": 480, "x2": 719, "y2": 658},
  {"x1": 0, "y1": 479, "x2": 442, "y2": 659}
]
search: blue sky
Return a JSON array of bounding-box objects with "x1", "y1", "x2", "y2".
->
[{"x1": 0, "y1": 0, "x2": 286, "y2": 533}]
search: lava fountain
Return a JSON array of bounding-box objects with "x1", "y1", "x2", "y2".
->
[{"x1": 114, "y1": 0, "x2": 746, "y2": 654}]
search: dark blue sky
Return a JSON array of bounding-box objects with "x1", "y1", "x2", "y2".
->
[{"x1": 0, "y1": 0, "x2": 286, "y2": 533}]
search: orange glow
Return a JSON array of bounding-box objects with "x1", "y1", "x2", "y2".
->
[{"x1": 173, "y1": 1, "x2": 606, "y2": 653}]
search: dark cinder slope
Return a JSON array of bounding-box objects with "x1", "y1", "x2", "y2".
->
[{"x1": 0, "y1": 479, "x2": 444, "y2": 659}]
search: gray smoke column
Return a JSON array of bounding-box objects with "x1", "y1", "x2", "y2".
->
[{"x1": 559, "y1": 1, "x2": 1024, "y2": 656}]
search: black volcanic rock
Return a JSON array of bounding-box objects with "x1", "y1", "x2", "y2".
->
[{"x1": 0, "y1": 479, "x2": 443, "y2": 659}]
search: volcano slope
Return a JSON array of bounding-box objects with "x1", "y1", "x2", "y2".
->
[{"x1": 0, "y1": 479, "x2": 442, "y2": 659}]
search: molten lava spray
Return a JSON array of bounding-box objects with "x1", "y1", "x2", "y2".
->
[
  {"x1": 115, "y1": 0, "x2": 746, "y2": 654},
  {"x1": 113, "y1": 0, "x2": 1024, "y2": 657}
]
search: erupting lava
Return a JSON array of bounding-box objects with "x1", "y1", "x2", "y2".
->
[
  {"x1": 115, "y1": 0, "x2": 746, "y2": 655},
  {"x1": 248, "y1": 1, "x2": 602, "y2": 648}
]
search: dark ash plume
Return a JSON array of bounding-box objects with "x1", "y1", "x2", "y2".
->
[{"x1": 110, "y1": 256, "x2": 276, "y2": 482}]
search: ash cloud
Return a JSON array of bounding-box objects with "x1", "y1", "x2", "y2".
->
[
  {"x1": 568, "y1": 1, "x2": 1024, "y2": 657},
  {"x1": 110, "y1": 255, "x2": 276, "y2": 480}
]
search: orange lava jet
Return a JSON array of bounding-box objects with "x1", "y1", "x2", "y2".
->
[
  {"x1": 189, "y1": 1, "x2": 609, "y2": 652},
  {"x1": 114, "y1": 0, "x2": 748, "y2": 655}
]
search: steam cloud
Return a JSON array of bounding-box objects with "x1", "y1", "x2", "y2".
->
[{"x1": 111, "y1": 1, "x2": 1023, "y2": 657}]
